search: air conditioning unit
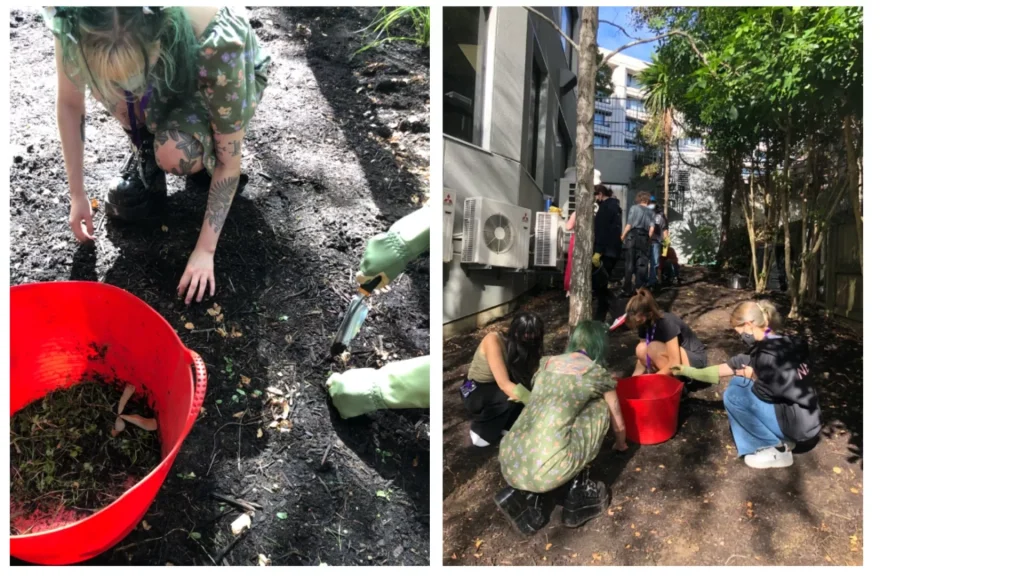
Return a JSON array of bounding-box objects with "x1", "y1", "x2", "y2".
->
[
  {"x1": 533, "y1": 211, "x2": 567, "y2": 268},
  {"x1": 461, "y1": 197, "x2": 532, "y2": 269},
  {"x1": 559, "y1": 178, "x2": 577, "y2": 214},
  {"x1": 442, "y1": 188, "x2": 456, "y2": 263}
]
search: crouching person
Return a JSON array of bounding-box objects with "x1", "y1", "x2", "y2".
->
[
  {"x1": 672, "y1": 301, "x2": 821, "y2": 469},
  {"x1": 494, "y1": 321, "x2": 628, "y2": 535}
]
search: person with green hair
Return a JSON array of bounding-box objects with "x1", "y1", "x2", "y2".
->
[
  {"x1": 46, "y1": 6, "x2": 271, "y2": 304},
  {"x1": 325, "y1": 205, "x2": 431, "y2": 419},
  {"x1": 494, "y1": 320, "x2": 628, "y2": 536}
]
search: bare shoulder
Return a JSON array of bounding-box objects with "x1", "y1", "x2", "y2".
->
[{"x1": 183, "y1": 6, "x2": 220, "y2": 38}]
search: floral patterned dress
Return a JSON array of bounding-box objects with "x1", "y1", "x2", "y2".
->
[
  {"x1": 45, "y1": 7, "x2": 271, "y2": 176},
  {"x1": 498, "y1": 352, "x2": 617, "y2": 493}
]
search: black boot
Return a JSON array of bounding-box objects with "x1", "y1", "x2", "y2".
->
[
  {"x1": 560, "y1": 469, "x2": 609, "y2": 528},
  {"x1": 105, "y1": 131, "x2": 167, "y2": 222},
  {"x1": 493, "y1": 486, "x2": 546, "y2": 536}
]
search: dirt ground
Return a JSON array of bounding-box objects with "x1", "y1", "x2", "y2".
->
[
  {"x1": 10, "y1": 7, "x2": 429, "y2": 566},
  {"x1": 443, "y1": 269, "x2": 863, "y2": 566}
]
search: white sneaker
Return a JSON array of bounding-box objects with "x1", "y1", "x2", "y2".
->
[
  {"x1": 470, "y1": 430, "x2": 491, "y2": 447},
  {"x1": 743, "y1": 445, "x2": 794, "y2": 469}
]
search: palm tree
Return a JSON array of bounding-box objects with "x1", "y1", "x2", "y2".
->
[{"x1": 638, "y1": 52, "x2": 683, "y2": 215}]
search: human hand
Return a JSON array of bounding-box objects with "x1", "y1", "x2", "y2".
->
[
  {"x1": 69, "y1": 194, "x2": 95, "y2": 242},
  {"x1": 177, "y1": 247, "x2": 216, "y2": 305}
]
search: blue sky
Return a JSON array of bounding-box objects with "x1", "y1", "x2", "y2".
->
[{"x1": 596, "y1": 7, "x2": 659, "y2": 63}]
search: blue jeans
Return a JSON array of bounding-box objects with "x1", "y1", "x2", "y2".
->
[
  {"x1": 650, "y1": 243, "x2": 661, "y2": 284},
  {"x1": 723, "y1": 377, "x2": 785, "y2": 456}
]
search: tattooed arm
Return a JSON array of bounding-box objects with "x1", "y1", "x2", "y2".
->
[{"x1": 177, "y1": 129, "x2": 244, "y2": 304}]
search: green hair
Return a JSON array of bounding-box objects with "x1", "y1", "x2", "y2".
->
[
  {"x1": 566, "y1": 320, "x2": 610, "y2": 365},
  {"x1": 50, "y1": 6, "x2": 199, "y2": 106}
]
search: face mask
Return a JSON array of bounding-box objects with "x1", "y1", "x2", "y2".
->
[{"x1": 741, "y1": 332, "x2": 757, "y2": 346}]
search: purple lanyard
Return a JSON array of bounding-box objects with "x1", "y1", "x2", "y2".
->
[
  {"x1": 124, "y1": 87, "x2": 153, "y2": 148},
  {"x1": 575, "y1": 349, "x2": 590, "y2": 360},
  {"x1": 645, "y1": 327, "x2": 654, "y2": 372}
]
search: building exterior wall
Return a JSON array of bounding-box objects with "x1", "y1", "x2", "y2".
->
[{"x1": 442, "y1": 7, "x2": 579, "y2": 329}]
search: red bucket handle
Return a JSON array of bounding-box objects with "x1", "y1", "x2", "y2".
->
[{"x1": 186, "y1": 349, "x2": 207, "y2": 428}]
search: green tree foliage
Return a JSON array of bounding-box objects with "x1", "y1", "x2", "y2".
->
[{"x1": 635, "y1": 7, "x2": 862, "y2": 316}]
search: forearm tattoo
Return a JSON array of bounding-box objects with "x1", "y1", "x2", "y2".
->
[
  {"x1": 80, "y1": 114, "x2": 85, "y2": 142},
  {"x1": 205, "y1": 176, "x2": 239, "y2": 234},
  {"x1": 217, "y1": 139, "x2": 242, "y2": 160}
]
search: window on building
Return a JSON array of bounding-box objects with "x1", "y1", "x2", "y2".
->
[
  {"x1": 594, "y1": 134, "x2": 610, "y2": 147},
  {"x1": 443, "y1": 7, "x2": 490, "y2": 144},
  {"x1": 627, "y1": 72, "x2": 642, "y2": 88},
  {"x1": 625, "y1": 138, "x2": 637, "y2": 150},
  {"x1": 627, "y1": 97, "x2": 644, "y2": 111},
  {"x1": 525, "y1": 55, "x2": 547, "y2": 180},
  {"x1": 595, "y1": 110, "x2": 611, "y2": 126},
  {"x1": 627, "y1": 119, "x2": 645, "y2": 134},
  {"x1": 685, "y1": 136, "x2": 704, "y2": 148},
  {"x1": 560, "y1": 8, "x2": 577, "y2": 64}
]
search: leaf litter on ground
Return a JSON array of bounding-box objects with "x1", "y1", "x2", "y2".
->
[{"x1": 10, "y1": 378, "x2": 161, "y2": 535}]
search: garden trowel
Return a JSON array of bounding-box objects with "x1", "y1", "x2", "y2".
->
[{"x1": 330, "y1": 275, "x2": 383, "y2": 357}]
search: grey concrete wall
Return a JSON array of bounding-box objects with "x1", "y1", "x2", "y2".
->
[
  {"x1": 595, "y1": 148, "x2": 634, "y2": 185},
  {"x1": 443, "y1": 7, "x2": 577, "y2": 328}
]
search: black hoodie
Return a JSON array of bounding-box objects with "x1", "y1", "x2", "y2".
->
[
  {"x1": 733, "y1": 336, "x2": 822, "y2": 443},
  {"x1": 593, "y1": 196, "x2": 623, "y2": 258}
]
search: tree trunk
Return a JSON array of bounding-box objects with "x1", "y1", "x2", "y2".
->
[
  {"x1": 567, "y1": 7, "x2": 599, "y2": 328},
  {"x1": 715, "y1": 154, "x2": 736, "y2": 268},
  {"x1": 783, "y1": 121, "x2": 797, "y2": 317},
  {"x1": 843, "y1": 114, "x2": 863, "y2": 271},
  {"x1": 743, "y1": 157, "x2": 759, "y2": 288},
  {"x1": 796, "y1": 137, "x2": 816, "y2": 310},
  {"x1": 663, "y1": 108, "x2": 672, "y2": 215},
  {"x1": 758, "y1": 153, "x2": 775, "y2": 294}
]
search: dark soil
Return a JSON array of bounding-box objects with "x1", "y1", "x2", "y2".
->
[
  {"x1": 11, "y1": 378, "x2": 161, "y2": 535},
  {"x1": 443, "y1": 269, "x2": 863, "y2": 566},
  {"x1": 10, "y1": 7, "x2": 429, "y2": 566}
]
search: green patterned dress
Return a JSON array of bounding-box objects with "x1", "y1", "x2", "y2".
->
[
  {"x1": 498, "y1": 352, "x2": 618, "y2": 493},
  {"x1": 45, "y1": 7, "x2": 271, "y2": 175}
]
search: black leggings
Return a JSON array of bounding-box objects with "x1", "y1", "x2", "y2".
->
[{"x1": 461, "y1": 381, "x2": 524, "y2": 445}]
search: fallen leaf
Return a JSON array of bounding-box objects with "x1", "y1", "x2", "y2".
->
[
  {"x1": 451, "y1": 554, "x2": 457, "y2": 560},
  {"x1": 232, "y1": 411, "x2": 245, "y2": 419},
  {"x1": 231, "y1": 513, "x2": 251, "y2": 535},
  {"x1": 658, "y1": 464, "x2": 665, "y2": 469},
  {"x1": 607, "y1": 510, "x2": 615, "y2": 516},
  {"x1": 276, "y1": 512, "x2": 288, "y2": 520},
  {"x1": 184, "y1": 322, "x2": 195, "y2": 330},
  {"x1": 266, "y1": 386, "x2": 286, "y2": 396},
  {"x1": 634, "y1": 531, "x2": 641, "y2": 537},
  {"x1": 631, "y1": 523, "x2": 635, "y2": 529},
  {"x1": 592, "y1": 553, "x2": 602, "y2": 561},
  {"x1": 545, "y1": 543, "x2": 552, "y2": 551},
  {"x1": 161, "y1": 225, "x2": 169, "y2": 232},
  {"x1": 650, "y1": 487, "x2": 657, "y2": 492},
  {"x1": 257, "y1": 428, "x2": 264, "y2": 439},
  {"x1": 653, "y1": 510, "x2": 661, "y2": 515},
  {"x1": 121, "y1": 414, "x2": 158, "y2": 431},
  {"x1": 258, "y1": 554, "x2": 271, "y2": 566},
  {"x1": 207, "y1": 303, "x2": 222, "y2": 316},
  {"x1": 215, "y1": 313, "x2": 225, "y2": 324},
  {"x1": 90, "y1": 197, "x2": 100, "y2": 210},
  {"x1": 142, "y1": 520, "x2": 152, "y2": 531},
  {"x1": 625, "y1": 544, "x2": 631, "y2": 549},
  {"x1": 118, "y1": 385, "x2": 135, "y2": 415},
  {"x1": 216, "y1": 327, "x2": 228, "y2": 338},
  {"x1": 474, "y1": 538, "x2": 483, "y2": 550},
  {"x1": 285, "y1": 334, "x2": 294, "y2": 344},
  {"x1": 473, "y1": 553, "x2": 482, "y2": 559},
  {"x1": 231, "y1": 328, "x2": 243, "y2": 338},
  {"x1": 189, "y1": 532, "x2": 201, "y2": 540},
  {"x1": 833, "y1": 466, "x2": 842, "y2": 474},
  {"x1": 850, "y1": 487, "x2": 859, "y2": 494},
  {"x1": 240, "y1": 375, "x2": 251, "y2": 386},
  {"x1": 268, "y1": 421, "x2": 279, "y2": 429},
  {"x1": 635, "y1": 467, "x2": 642, "y2": 472}
]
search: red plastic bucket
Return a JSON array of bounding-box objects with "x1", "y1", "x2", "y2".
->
[
  {"x1": 9, "y1": 282, "x2": 207, "y2": 565},
  {"x1": 616, "y1": 374, "x2": 684, "y2": 445}
]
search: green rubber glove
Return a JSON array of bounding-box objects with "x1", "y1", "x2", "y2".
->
[
  {"x1": 670, "y1": 364, "x2": 720, "y2": 385},
  {"x1": 509, "y1": 384, "x2": 531, "y2": 404},
  {"x1": 326, "y1": 356, "x2": 430, "y2": 419},
  {"x1": 592, "y1": 253, "x2": 602, "y2": 268},
  {"x1": 357, "y1": 206, "x2": 431, "y2": 289}
]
